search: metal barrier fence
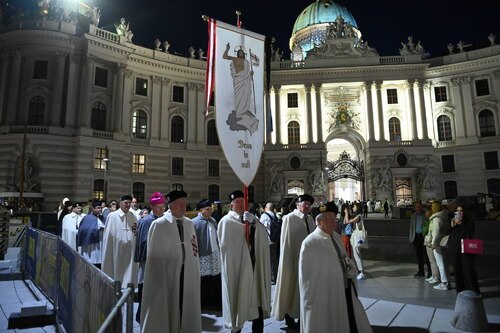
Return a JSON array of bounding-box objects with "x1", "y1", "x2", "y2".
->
[{"x1": 23, "y1": 226, "x2": 129, "y2": 333}]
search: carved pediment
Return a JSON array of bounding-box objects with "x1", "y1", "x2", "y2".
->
[
  {"x1": 91, "y1": 91, "x2": 112, "y2": 105},
  {"x1": 26, "y1": 84, "x2": 51, "y2": 96},
  {"x1": 130, "y1": 99, "x2": 151, "y2": 111},
  {"x1": 168, "y1": 104, "x2": 187, "y2": 115},
  {"x1": 434, "y1": 105, "x2": 455, "y2": 116},
  {"x1": 473, "y1": 99, "x2": 497, "y2": 113}
]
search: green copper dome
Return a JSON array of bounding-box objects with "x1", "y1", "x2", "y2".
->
[
  {"x1": 289, "y1": 0, "x2": 361, "y2": 60},
  {"x1": 292, "y1": 0, "x2": 358, "y2": 35}
]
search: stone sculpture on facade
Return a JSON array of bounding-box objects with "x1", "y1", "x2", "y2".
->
[
  {"x1": 154, "y1": 38, "x2": 161, "y2": 50},
  {"x1": 115, "y1": 17, "x2": 134, "y2": 42},
  {"x1": 188, "y1": 47, "x2": 195, "y2": 58},
  {"x1": 90, "y1": 6, "x2": 100, "y2": 26},
  {"x1": 269, "y1": 164, "x2": 283, "y2": 194},
  {"x1": 457, "y1": 41, "x2": 471, "y2": 53},
  {"x1": 399, "y1": 36, "x2": 425, "y2": 56},
  {"x1": 488, "y1": 33, "x2": 497, "y2": 46},
  {"x1": 373, "y1": 163, "x2": 392, "y2": 192},
  {"x1": 163, "y1": 40, "x2": 170, "y2": 53},
  {"x1": 417, "y1": 166, "x2": 437, "y2": 190},
  {"x1": 447, "y1": 43, "x2": 455, "y2": 54},
  {"x1": 198, "y1": 48, "x2": 205, "y2": 59},
  {"x1": 310, "y1": 170, "x2": 325, "y2": 194}
]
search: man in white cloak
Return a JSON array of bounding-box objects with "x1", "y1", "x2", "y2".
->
[
  {"x1": 61, "y1": 202, "x2": 85, "y2": 251},
  {"x1": 218, "y1": 190, "x2": 271, "y2": 333},
  {"x1": 299, "y1": 201, "x2": 372, "y2": 333},
  {"x1": 140, "y1": 190, "x2": 201, "y2": 333},
  {"x1": 101, "y1": 194, "x2": 138, "y2": 289},
  {"x1": 272, "y1": 194, "x2": 315, "y2": 328}
]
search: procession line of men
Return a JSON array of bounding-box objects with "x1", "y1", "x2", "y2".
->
[{"x1": 60, "y1": 190, "x2": 372, "y2": 333}]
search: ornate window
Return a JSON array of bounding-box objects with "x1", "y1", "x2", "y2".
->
[
  {"x1": 287, "y1": 93, "x2": 298, "y2": 108},
  {"x1": 437, "y1": 115, "x2": 452, "y2": 141},
  {"x1": 33, "y1": 60, "x2": 48, "y2": 80},
  {"x1": 91, "y1": 102, "x2": 106, "y2": 131},
  {"x1": 28, "y1": 96, "x2": 46, "y2": 125},
  {"x1": 94, "y1": 147, "x2": 108, "y2": 170},
  {"x1": 93, "y1": 179, "x2": 105, "y2": 201},
  {"x1": 135, "y1": 78, "x2": 148, "y2": 96},
  {"x1": 132, "y1": 154, "x2": 146, "y2": 174},
  {"x1": 475, "y1": 79, "x2": 490, "y2": 97},
  {"x1": 478, "y1": 110, "x2": 495, "y2": 137},
  {"x1": 208, "y1": 184, "x2": 219, "y2": 202},
  {"x1": 443, "y1": 181, "x2": 457, "y2": 200},
  {"x1": 288, "y1": 121, "x2": 300, "y2": 145},
  {"x1": 173, "y1": 85, "x2": 184, "y2": 103},
  {"x1": 132, "y1": 110, "x2": 148, "y2": 139},
  {"x1": 207, "y1": 119, "x2": 219, "y2": 145},
  {"x1": 388, "y1": 117, "x2": 401, "y2": 141},
  {"x1": 94, "y1": 67, "x2": 108, "y2": 88},
  {"x1": 386, "y1": 89, "x2": 398, "y2": 104},
  {"x1": 133, "y1": 182, "x2": 145, "y2": 203},
  {"x1": 434, "y1": 86, "x2": 447, "y2": 102},
  {"x1": 171, "y1": 115, "x2": 184, "y2": 143}
]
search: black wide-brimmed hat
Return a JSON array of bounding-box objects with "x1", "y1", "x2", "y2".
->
[{"x1": 166, "y1": 190, "x2": 187, "y2": 203}]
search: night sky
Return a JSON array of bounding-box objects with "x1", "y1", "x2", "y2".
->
[
  {"x1": 5, "y1": 0, "x2": 500, "y2": 57},
  {"x1": 95, "y1": 0, "x2": 500, "y2": 58}
]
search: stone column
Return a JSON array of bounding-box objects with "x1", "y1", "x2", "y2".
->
[
  {"x1": 274, "y1": 85, "x2": 282, "y2": 144},
  {"x1": 449, "y1": 78, "x2": 465, "y2": 138},
  {"x1": 150, "y1": 75, "x2": 162, "y2": 140},
  {"x1": 120, "y1": 69, "x2": 133, "y2": 134},
  {"x1": 79, "y1": 55, "x2": 94, "y2": 128},
  {"x1": 460, "y1": 76, "x2": 476, "y2": 137},
  {"x1": 187, "y1": 83, "x2": 197, "y2": 145},
  {"x1": 374, "y1": 81, "x2": 385, "y2": 141},
  {"x1": 405, "y1": 79, "x2": 418, "y2": 140},
  {"x1": 113, "y1": 63, "x2": 126, "y2": 133},
  {"x1": 0, "y1": 53, "x2": 9, "y2": 124},
  {"x1": 51, "y1": 52, "x2": 67, "y2": 127},
  {"x1": 305, "y1": 84, "x2": 313, "y2": 143},
  {"x1": 6, "y1": 50, "x2": 22, "y2": 125},
  {"x1": 196, "y1": 84, "x2": 205, "y2": 144},
  {"x1": 160, "y1": 78, "x2": 170, "y2": 140},
  {"x1": 64, "y1": 54, "x2": 79, "y2": 128},
  {"x1": 315, "y1": 83, "x2": 323, "y2": 143},
  {"x1": 416, "y1": 80, "x2": 429, "y2": 139},
  {"x1": 363, "y1": 82, "x2": 375, "y2": 142}
]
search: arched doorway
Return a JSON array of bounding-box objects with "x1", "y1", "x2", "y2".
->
[{"x1": 325, "y1": 139, "x2": 364, "y2": 202}]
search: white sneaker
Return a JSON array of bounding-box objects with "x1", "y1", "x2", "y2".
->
[
  {"x1": 425, "y1": 276, "x2": 434, "y2": 282},
  {"x1": 357, "y1": 273, "x2": 366, "y2": 280},
  {"x1": 433, "y1": 283, "x2": 449, "y2": 291},
  {"x1": 427, "y1": 278, "x2": 439, "y2": 284}
]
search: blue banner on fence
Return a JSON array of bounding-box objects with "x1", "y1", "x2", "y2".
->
[
  {"x1": 25, "y1": 227, "x2": 38, "y2": 281},
  {"x1": 57, "y1": 242, "x2": 77, "y2": 333}
]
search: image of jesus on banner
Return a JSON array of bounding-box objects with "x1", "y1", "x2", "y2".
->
[{"x1": 223, "y1": 43, "x2": 260, "y2": 135}]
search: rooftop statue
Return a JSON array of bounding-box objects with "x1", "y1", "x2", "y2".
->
[
  {"x1": 447, "y1": 43, "x2": 455, "y2": 54},
  {"x1": 90, "y1": 6, "x2": 100, "y2": 26},
  {"x1": 457, "y1": 40, "x2": 471, "y2": 52},
  {"x1": 154, "y1": 38, "x2": 161, "y2": 50},
  {"x1": 399, "y1": 36, "x2": 425, "y2": 56},
  {"x1": 163, "y1": 40, "x2": 170, "y2": 53},
  {"x1": 198, "y1": 48, "x2": 205, "y2": 59},
  {"x1": 115, "y1": 17, "x2": 134, "y2": 42},
  {"x1": 188, "y1": 47, "x2": 195, "y2": 58},
  {"x1": 488, "y1": 33, "x2": 497, "y2": 45}
]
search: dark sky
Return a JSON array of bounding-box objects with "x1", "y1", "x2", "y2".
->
[
  {"x1": 95, "y1": 0, "x2": 499, "y2": 58},
  {"x1": 10, "y1": 0, "x2": 499, "y2": 57}
]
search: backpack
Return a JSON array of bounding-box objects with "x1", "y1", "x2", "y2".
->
[{"x1": 265, "y1": 212, "x2": 282, "y2": 243}]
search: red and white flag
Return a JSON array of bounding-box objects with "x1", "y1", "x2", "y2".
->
[{"x1": 206, "y1": 19, "x2": 265, "y2": 187}]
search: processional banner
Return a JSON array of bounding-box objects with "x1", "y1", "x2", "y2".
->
[{"x1": 207, "y1": 19, "x2": 265, "y2": 187}]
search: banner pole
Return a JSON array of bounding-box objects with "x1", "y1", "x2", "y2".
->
[{"x1": 243, "y1": 185, "x2": 249, "y2": 211}]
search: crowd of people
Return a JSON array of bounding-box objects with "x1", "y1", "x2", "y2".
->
[
  {"x1": 55, "y1": 192, "x2": 373, "y2": 333},
  {"x1": 409, "y1": 200, "x2": 480, "y2": 293}
]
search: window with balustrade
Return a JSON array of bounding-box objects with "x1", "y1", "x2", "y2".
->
[
  {"x1": 288, "y1": 121, "x2": 300, "y2": 145},
  {"x1": 91, "y1": 102, "x2": 106, "y2": 131},
  {"x1": 437, "y1": 115, "x2": 452, "y2": 141},
  {"x1": 388, "y1": 117, "x2": 401, "y2": 141},
  {"x1": 132, "y1": 110, "x2": 148, "y2": 139},
  {"x1": 478, "y1": 110, "x2": 495, "y2": 137},
  {"x1": 28, "y1": 96, "x2": 46, "y2": 125},
  {"x1": 171, "y1": 116, "x2": 184, "y2": 143}
]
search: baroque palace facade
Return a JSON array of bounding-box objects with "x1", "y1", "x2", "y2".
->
[{"x1": 0, "y1": 0, "x2": 499, "y2": 210}]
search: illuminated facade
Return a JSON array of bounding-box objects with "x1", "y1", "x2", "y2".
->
[{"x1": 0, "y1": 0, "x2": 499, "y2": 210}]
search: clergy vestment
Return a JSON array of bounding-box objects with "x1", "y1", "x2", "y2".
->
[
  {"x1": 61, "y1": 212, "x2": 86, "y2": 251},
  {"x1": 299, "y1": 228, "x2": 372, "y2": 333},
  {"x1": 272, "y1": 208, "x2": 315, "y2": 320},
  {"x1": 101, "y1": 209, "x2": 138, "y2": 289},
  {"x1": 218, "y1": 210, "x2": 271, "y2": 331},
  {"x1": 140, "y1": 212, "x2": 201, "y2": 333},
  {"x1": 77, "y1": 213, "x2": 104, "y2": 264}
]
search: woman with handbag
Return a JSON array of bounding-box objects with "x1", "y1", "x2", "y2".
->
[
  {"x1": 344, "y1": 203, "x2": 366, "y2": 280},
  {"x1": 448, "y1": 205, "x2": 480, "y2": 294},
  {"x1": 429, "y1": 200, "x2": 451, "y2": 291}
]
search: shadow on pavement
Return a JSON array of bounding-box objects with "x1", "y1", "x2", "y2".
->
[{"x1": 372, "y1": 326, "x2": 428, "y2": 332}]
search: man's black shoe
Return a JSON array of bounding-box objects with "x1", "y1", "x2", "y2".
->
[
  {"x1": 426, "y1": 272, "x2": 432, "y2": 279},
  {"x1": 284, "y1": 314, "x2": 298, "y2": 329},
  {"x1": 414, "y1": 272, "x2": 424, "y2": 277}
]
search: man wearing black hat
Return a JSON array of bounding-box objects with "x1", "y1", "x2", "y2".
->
[
  {"x1": 218, "y1": 190, "x2": 271, "y2": 333},
  {"x1": 272, "y1": 193, "x2": 315, "y2": 328},
  {"x1": 192, "y1": 199, "x2": 222, "y2": 311},
  {"x1": 299, "y1": 202, "x2": 372, "y2": 333},
  {"x1": 77, "y1": 201, "x2": 104, "y2": 267},
  {"x1": 140, "y1": 190, "x2": 201, "y2": 332},
  {"x1": 61, "y1": 202, "x2": 86, "y2": 251},
  {"x1": 102, "y1": 195, "x2": 139, "y2": 289}
]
